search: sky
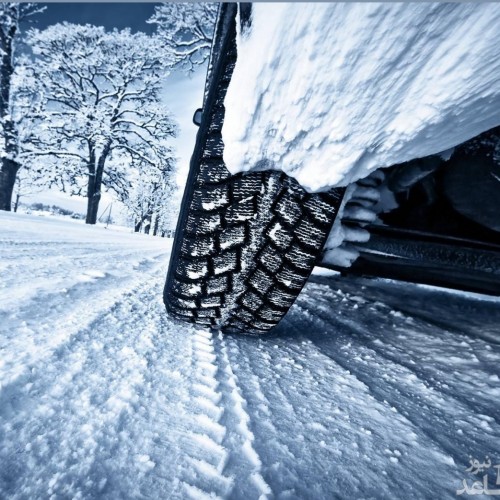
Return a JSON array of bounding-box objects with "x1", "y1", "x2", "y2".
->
[
  {"x1": 21, "y1": 3, "x2": 207, "y2": 223},
  {"x1": 37, "y1": 3, "x2": 158, "y2": 33}
]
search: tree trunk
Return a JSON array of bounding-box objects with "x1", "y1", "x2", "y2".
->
[
  {"x1": 0, "y1": 21, "x2": 19, "y2": 212},
  {"x1": 13, "y1": 192, "x2": 20, "y2": 212},
  {"x1": 85, "y1": 145, "x2": 97, "y2": 224},
  {"x1": 0, "y1": 159, "x2": 19, "y2": 211},
  {"x1": 134, "y1": 208, "x2": 154, "y2": 233},
  {"x1": 86, "y1": 185, "x2": 101, "y2": 224},
  {"x1": 86, "y1": 142, "x2": 110, "y2": 225},
  {"x1": 152, "y1": 213, "x2": 159, "y2": 236},
  {"x1": 144, "y1": 215, "x2": 151, "y2": 235}
]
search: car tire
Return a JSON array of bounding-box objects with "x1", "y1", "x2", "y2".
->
[{"x1": 163, "y1": 4, "x2": 345, "y2": 334}]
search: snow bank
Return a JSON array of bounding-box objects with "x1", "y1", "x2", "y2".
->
[{"x1": 222, "y1": 3, "x2": 500, "y2": 191}]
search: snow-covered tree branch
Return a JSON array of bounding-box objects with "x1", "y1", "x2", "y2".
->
[
  {"x1": 147, "y1": 3, "x2": 218, "y2": 73},
  {"x1": 26, "y1": 24, "x2": 178, "y2": 224},
  {"x1": 122, "y1": 149, "x2": 178, "y2": 235}
]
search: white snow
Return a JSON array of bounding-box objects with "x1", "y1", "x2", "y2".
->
[
  {"x1": 223, "y1": 3, "x2": 500, "y2": 191},
  {"x1": 1, "y1": 211, "x2": 499, "y2": 499}
]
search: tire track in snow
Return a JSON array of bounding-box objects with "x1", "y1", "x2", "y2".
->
[
  {"x1": 1, "y1": 270, "x2": 233, "y2": 499},
  {"x1": 319, "y1": 302, "x2": 498, "y2": 418},
  {"x1": 221, "y1": 335, "x2": 302, "y2": 497},
  {"x1": 0, "y1": 247, "x2": 164, "y2": 307},
  {"x1": 309, "y1": 280, "x2": 500, "y2": 372},
  {"x1": 0, "y1": 253, "x2": 168, "y2": 392},
  {"x1": 213, "y1": 333, "x2": 272, "y2": 499},
  {"x1": 175, "y1": 329, "x2": 271, "y2": 499},
  {"x1": 223, "y1": 328, "x2": 394, "y2": 498},
  {"x1": 222, "y1": 313, "x2": 468, "y2": 499},
  {"x1": 304, "y1": 283, "x2": 500, "y2": 411},
  {"x1": 83, "y1": 285, "x2": 218, "y2": 500},
  {"x1": 177, "y1": 328, "x2": 233, "y2": 499},
  {"x1": 290, "y1": 298, "x2": 499, "y2": 467},
  {"x1": 0, "y1": 272, "x2": 178, "y2": 498},
  {"x1": 310, "y1": 274, "x2": 500, "y2": 345}
]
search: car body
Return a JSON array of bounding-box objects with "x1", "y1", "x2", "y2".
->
[{"x1": 164, "y1": 4, "x2": 500, "y2": 334}]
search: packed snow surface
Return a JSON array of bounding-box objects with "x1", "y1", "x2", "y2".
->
[
  {"x1": 222, "y1": 3, "x2": 500, "y2": 191},
  {"x1": 1, "y1": 212, "x2": 500, "y2": 498}
]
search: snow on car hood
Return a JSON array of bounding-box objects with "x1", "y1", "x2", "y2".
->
[{"x1": 222, "y1": 3, "x2": 500, "y2": 192}]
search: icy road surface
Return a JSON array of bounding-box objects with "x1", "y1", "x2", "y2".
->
[{"x1": 1, "y1": 212, "x2": 499, "y2": 499}]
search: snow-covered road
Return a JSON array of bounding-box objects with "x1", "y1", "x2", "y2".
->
[{"x1": 1, "y1": 212, "x2": 499, "y2": 499}]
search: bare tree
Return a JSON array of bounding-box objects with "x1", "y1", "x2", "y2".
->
[
  {"x1": 147, "y1": 3, "x2": 218, "y2": 73},
  {"x1": 27, "y1": 23, "x2": 177, "y2": 224},
  {"x1": 0, "y1": 3, "x2": 44, "y2": 211},
  {"x1": 11, "y1": 164, "x2": 46, "y2": 212},
  {"x1": 125, "y1": 153, "x2": 177, "y2": 235}
]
